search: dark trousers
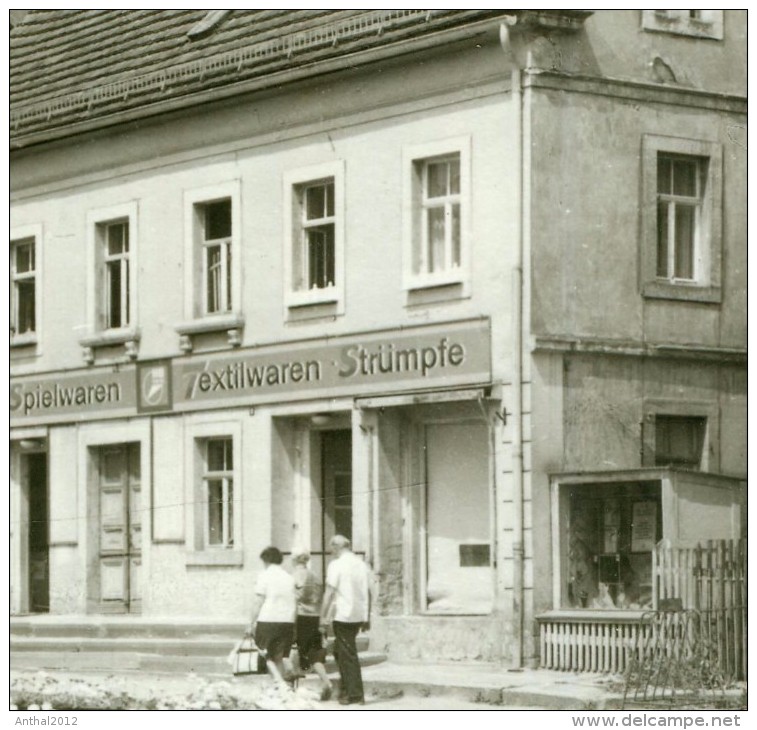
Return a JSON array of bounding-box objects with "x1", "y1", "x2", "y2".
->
[{"x1": 332, "y1": 621, "x2": 364, "y2": 701}]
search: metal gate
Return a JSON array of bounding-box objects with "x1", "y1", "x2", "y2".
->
[{"x1": 622, "y1": 609, "x2": 728, "y2": 708}]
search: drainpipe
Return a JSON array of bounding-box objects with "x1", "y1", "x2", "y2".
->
[{"x1": 501, "y1": 20, "x2": 526, "y2": 670}]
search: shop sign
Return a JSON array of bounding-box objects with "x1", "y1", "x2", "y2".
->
[
  {"x1": 173, "y1": 318, "x2": 490, "y2": 410},
  {"x1": 10, "y1": 318, "x2": 491, "y2": 425},
  {"x1": 10, "y1": 367, "x2": 136, "y2": 426}
]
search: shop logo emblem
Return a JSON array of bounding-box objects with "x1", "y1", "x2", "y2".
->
[{"x1": 137, "y1": 361, "x2": 172, "y2": 412}]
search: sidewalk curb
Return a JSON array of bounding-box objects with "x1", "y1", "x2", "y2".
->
[{"x1": 363, "y1": 679, "x2": 624, "y2": 710}]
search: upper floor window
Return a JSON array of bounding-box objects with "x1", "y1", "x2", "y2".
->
[
  {"x1": 418, "y1": 156, "x2": 461, "y2": 277},
  {"x1": 10, "y1": 236, "x2": 36, "y2": 340},
  {"x1": 284, "y1": 160, "x2": 344, "y2": 311},
  {"x1": 180, "y1": 181, "x2": 242, "y2": 336},
  {"x1": 299, "y1": 180, "x2": 335, "y2": 292},
  {"x1": 100, "y1": 220, "x2": 130, "y2": 329},
  {"x1": 200, "y1": 199, "x2": 232, "y2": 315},
  {"x1": 641, "y1": 10, "x2": 723, "y2": 40},
  {"x1": 641, "y1": 136, "x2": 722, "y2": 303},
  {"x1": 403, "y1": 136, "x2": 471, "y2": 294},
  {"x1": 656, "y1": 154, "x2": 705, "y2": 283}
]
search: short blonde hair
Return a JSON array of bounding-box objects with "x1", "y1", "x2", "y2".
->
[{"x1": 330, "y1": 534, "x2": 350, "y2": 550}]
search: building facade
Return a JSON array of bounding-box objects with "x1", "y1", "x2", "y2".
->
[{"x1": 10, "y1": 10, "x2": 746, "y2": 667}]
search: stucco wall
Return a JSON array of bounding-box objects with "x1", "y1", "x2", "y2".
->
[
  {"x1": 48, "y1": 546, "x2": 85, "y2": 614},
  {"x1": 371, "y1": 615, "x2": 508, "y2": 663},
  {"x1": 10, "y1": 47, "x2": 518, "y2": 393},
  {"x1": 561, "y1": 356, "x2": 746, "y2": 477},
  {"x1": 529, "y1": 89, "x2": 746, "y2": 349},
  {"x1": 538, "y1": 10, "x2": 747, "y2": 97}
]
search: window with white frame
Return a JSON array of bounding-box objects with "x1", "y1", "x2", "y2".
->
[
  {"x1": 179, "y1": 181, "x2": 242, "y2": 340},
  {"x1": 403, "y1": 137, "x2": 470, "y2": 292},
  {"x1": 203, "y1": 437, "x2": 234, "y2": 548},
  {"x1": 284, "y1": 160, "x2": 344, "y2": 310},
  {"x1": 186, "y1": 421, "x2": 242, "y2": 565},
  {"x1": 84, "y1": 202, "x2": 138, "y2": 346},
  {"x1": 299, "y1": 180, "x2": 335, "y2": 292},
  {"x1": 100, "y1": 220, "x2": 130, "y2": 330},
  {"x1": 641, "y1": 10, "x2": 723, "y2": 40},
  {"x1": 418, "y1": 156, "x2": 461, "y2": 276},
  {"x1": 199, "y1": 199, "x2": 232, "y2": 315},
  {"x1": 10, "y1": 236, "x2": 36, "y2": 339},
  {"x1": 641, "y1": 136, "x2": 722, "y2": 303}
]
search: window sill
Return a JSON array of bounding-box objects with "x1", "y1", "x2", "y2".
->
[
  {"x1": 643, "y1": 281, "x2": 721, "y2": 304},
  {"x1": 185, "y1": 550, "x2": 244, "y2": 567},
  {"x1": 286, "y1": 288, "x2": 341, "y2": 309},
  {"x1": 537, "y1": 609, "x2": 647, "y2": 623},
  {"x1": 79, "y1": 328, "x2": 140, "y2": 364},
  {"x1": 405, "y1": 272, "x2": 467, "y2": 291},
  {"x1": 175, "y1": 313, "x2": 245, "y2": 353},
  {"x1": 10, "y1": 333, "x2": 38, "y2": 349}
]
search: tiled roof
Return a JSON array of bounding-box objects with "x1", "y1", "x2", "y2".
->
[{"x1": 10, "y1": 9, "x2": 512, "y2": 143}]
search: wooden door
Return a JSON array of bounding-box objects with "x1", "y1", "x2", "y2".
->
[{"x1": 99, "y1": 444, "x2": 141, "y2": 613}]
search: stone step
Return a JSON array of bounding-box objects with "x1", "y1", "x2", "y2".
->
[
  {"x1": 10, "y1": 617, "x2": 244, "y2": 640},
  {"x1": 9, "y1": 617, "x2": 369, "y2": 652},
  {"x1": 10, "y1": 649, "x2": 387, "y2": 677}
]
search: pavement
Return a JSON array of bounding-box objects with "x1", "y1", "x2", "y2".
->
[
  {"x1": 10, "y1": 652, "x2": 625, "y2": 710},
  {"x1": 3, "y1": 615, "x2": 637, "y2": 710}
]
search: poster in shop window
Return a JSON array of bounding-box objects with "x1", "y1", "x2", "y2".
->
[{"x1": 631, "y1": 501, "x2": 657, "y2": 552}]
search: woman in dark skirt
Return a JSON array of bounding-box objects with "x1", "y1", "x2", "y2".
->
[
  {"x1": 292, "y1": 549, "x2": 333, "y2": 701},
  {"x1": 248, "y1": 546, "x2": 296, "y2": 685}
]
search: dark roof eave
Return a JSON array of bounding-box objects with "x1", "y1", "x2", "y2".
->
[{"x1": 10, "y1": 15, "x2": 508, "y2": 150}]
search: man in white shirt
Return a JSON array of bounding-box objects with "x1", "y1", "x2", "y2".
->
[
  {"x1": 320, "y1": 535, "x2": 373, "y2": 705},
  {"x1": 249, "y1": 546, "x2": 296, "y2": 684}
]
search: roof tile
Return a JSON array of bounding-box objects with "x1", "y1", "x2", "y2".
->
[{"x1": 10, "y1": 9, "x2": 510, "y2": 141}]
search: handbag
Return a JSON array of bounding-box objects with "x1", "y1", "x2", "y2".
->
[{"x1": 228, "y1": 635, "x2": 268, "y2": 675}]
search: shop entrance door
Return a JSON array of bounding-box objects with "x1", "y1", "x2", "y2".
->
[
  {"x1": 424, "y1": 422, "x2": 492, "y2": 614},
  {"x1": 319, "y1": 430, "x2": 352, "y2": 577},
  {"x1": 27, "y1": 452, "x2": 49, "y2": 613},
  {"x1": 98, "y1": 444, "x2": 141, "y2": 613}
]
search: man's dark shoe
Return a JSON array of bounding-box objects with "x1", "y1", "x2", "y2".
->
[{"x1": 339, "y1": 697, "x2": 365, "y2": 705}]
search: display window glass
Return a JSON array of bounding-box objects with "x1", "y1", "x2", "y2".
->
[{"x1": 564, "y1": 482, "x2": 661, "y2": 610}]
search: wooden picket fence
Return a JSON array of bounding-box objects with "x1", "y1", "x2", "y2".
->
[
  {"x1": 653, "y1": 539, "x2": 747, "y2": 681},
  {"x1": 539, "y1": 539, "x2": 747, "y2": 677}
]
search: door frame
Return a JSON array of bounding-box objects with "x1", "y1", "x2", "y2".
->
[
  {"x1": 418, "y1": 416, "x2": 495, "y2": 616},
  {"x1": 96, "y1": 442, "x2": 142, "y2": 614},
  {"x1": 291, "y1": 416, "x2": 352, "y2": 581},
  {"x1": 10, "y1": 436, "x2": 49, "y2": 615},
  {"x1": 79, "y1": 421, "x2": 150, "y2": 615}
]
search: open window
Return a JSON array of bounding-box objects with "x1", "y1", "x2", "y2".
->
[
  {"x1": 176, "y1": 181, "x2": 243, "y2": 351},
  {"x1": 81, "y1": 203, "x2": 139, "y2": 363},
  {"x1": 10, "y1": 224, "x2": 41, "y2": 347},
  {"x1": 283, "y1": 160, "x2": 345, "y2": 314}
]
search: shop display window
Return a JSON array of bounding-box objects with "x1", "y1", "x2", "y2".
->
[{"x1": 564, "y1": 482, "x2": 660, "y2": 610}]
